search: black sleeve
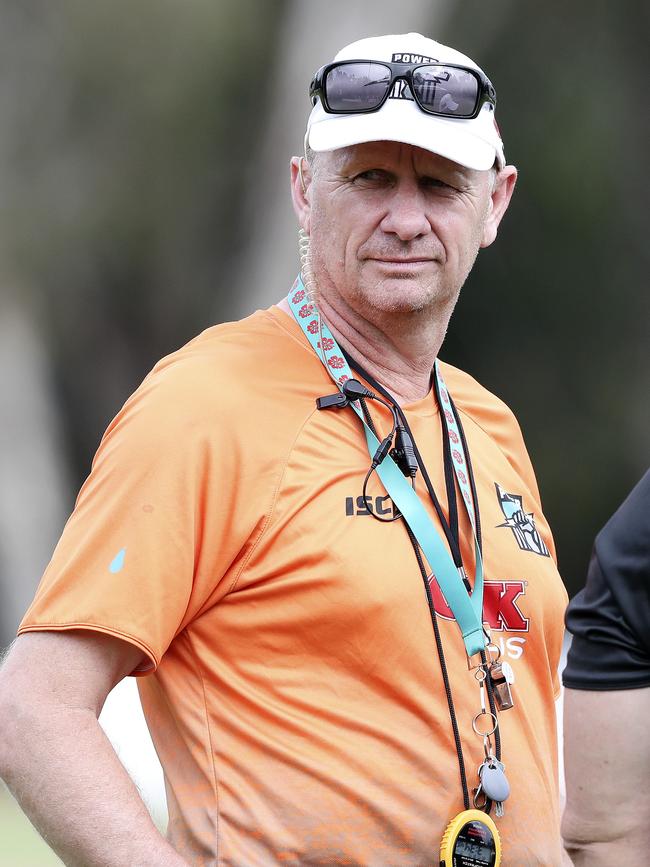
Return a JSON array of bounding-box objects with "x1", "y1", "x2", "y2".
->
[{"x1": 563, "y1": 469, "x2": 650, "y2": 691}]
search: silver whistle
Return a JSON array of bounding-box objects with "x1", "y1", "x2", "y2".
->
[{"x1": 489, "y1": 662, "x2": 514, "y2": 711}]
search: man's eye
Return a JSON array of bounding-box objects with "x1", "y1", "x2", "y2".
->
[
  {"x1": 353, "y1": 169, "x2": 391, "y2": 184},
  {"x1": 421, "y1": 176, "x2": 451, "y2": 190}
]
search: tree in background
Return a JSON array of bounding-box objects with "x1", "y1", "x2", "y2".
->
[{"x1": 442, "y1": 0, "x2": 649, "y2": 588}]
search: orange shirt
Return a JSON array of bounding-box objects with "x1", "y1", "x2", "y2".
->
[{"x1": 20, "y1": 306, "x2": 568, "y2": 866}]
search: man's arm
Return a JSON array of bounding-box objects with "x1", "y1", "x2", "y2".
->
[
  {"x1": 562, "y1": 686, "x2": 650, "y2": 866},
  {"x1": 0, "y1": 631, "x2": 188, "y2": 867}
]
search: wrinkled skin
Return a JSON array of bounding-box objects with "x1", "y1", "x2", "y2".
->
[{"x1": 291, "y1": 141, "x2": 516, "y2": 327}]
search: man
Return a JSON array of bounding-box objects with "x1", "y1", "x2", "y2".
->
[
  {"x1": 562, "y1": 469, "x2": 650, "y2": 865},
  {"x1": 0, "y1": 33, "x2": 567, "y2": 866}
]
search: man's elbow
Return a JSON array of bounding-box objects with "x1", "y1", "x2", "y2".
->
[
  {"x1": 562, "y1": 810, "x2": 611, "y2": 865},
  {"x1": 561, "y1": 814, "x2": 595, "y2": 865},
  {"x1": 562, "y1": 806, "x2": 650, "y2": 866}
]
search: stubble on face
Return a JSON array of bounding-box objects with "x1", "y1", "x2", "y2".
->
[{"x1": 306, "y1": 143, "x2": 493, "y2": 327}]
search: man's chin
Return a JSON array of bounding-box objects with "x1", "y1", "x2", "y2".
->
[{"x1": 358, "y1": 274, "x2": 447, "y2": 315}]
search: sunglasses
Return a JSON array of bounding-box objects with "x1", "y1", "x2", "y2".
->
[{"x1": 310, "y1": 60, "x2": 497, "y2": 120}]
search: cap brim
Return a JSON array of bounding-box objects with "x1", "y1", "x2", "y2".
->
[{"x1": 308, "y1": 98, "x2": 500, "y2": 171}]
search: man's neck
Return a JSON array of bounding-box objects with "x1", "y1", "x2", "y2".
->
[{"x1": 278, "y1": 288, "x2": 454, "y2": 406}]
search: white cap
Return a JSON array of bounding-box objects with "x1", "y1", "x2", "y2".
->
[{"x1": 305, "y1": 33, "x2": 505, "y2": 171}]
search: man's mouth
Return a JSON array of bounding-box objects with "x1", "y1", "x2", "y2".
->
[{"x1": 368, "y1": 257, "x2": 435, "y2": 266}]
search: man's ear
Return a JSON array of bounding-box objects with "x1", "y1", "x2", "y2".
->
[
  {"x1": 480, "y1": 165, "x2": 517, "y2": 248},
  {"x1": 290, "y1": 156, "x2": 312, "y2": 234}
]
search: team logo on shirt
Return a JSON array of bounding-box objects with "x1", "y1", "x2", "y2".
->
[
  {"x1": 429, "y1": 577, "x2": 529, "y2": 633},
  {"x1": 495, "y1": 483, "x2": 550, "y2": 557}
]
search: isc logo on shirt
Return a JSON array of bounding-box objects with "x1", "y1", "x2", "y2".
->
[{"x1": 345, "y1": 495, "x2": 395, "y2": 517}]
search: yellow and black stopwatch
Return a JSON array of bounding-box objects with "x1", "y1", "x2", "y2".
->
[{"x1": 440, "y1": 809, "x2": 501, "y2": 866}]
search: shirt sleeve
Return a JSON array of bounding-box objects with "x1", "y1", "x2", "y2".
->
[
  {"x1": 18, "y1": 352, "x2": 264, "y2": 673},
  {"x1": 563, "y1": 470, "x2": 650, "y2": 691}
]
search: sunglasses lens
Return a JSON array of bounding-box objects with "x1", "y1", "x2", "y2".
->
[
  {"x1": 324, "y1": 62, "x2": 391, "y2": 112},
  {"x1": 412, "y1": 65, "x2": 480, "y2": 117}
]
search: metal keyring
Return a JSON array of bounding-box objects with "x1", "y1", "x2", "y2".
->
[
  {"x1": 473, "y1": 785, "x2": 488, "y2": 810},
  {"x1": 472, "y1": 710, "x2": 498, "y2": 737},
  {"x1": 485, "y1": 643, "x2": 501, "y2": 664}
]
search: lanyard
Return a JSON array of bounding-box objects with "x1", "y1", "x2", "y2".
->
[
  {"x1": 346, "y1": 354, "x2": 472, "y2": 570},
  {"x1": 288, "y1": 278, "x2": 486, "y2": 658}
]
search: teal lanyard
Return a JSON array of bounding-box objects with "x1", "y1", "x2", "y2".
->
[{"x1": 288, "y1": 277, "x2": 486, "y2": 658}]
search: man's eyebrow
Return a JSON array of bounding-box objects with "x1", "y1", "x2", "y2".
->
[{"x1": 336, "y1": 158, "x2": 394, "y2": 175}]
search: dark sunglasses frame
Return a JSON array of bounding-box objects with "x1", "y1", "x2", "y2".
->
[{"x1": 309, "y1": 59, "x2": 497, "y2": 120}]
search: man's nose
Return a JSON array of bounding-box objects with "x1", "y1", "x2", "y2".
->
[{"x1": 379, "y1": 184, "x2": 431, "y2": 241}]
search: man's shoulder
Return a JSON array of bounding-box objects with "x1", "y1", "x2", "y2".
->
[
  {"x1": 439, "y1": 360, "x2": 541, "y2": 499},
  {"x1": 141, "y1": 307, "x2": 314, "y2": 402},
  {"x1": 110, "y1": 307, "x2": 318, "y2": 441},
  {"x1": 152, "y1": 306, "x2": 309, "y2": 385}
]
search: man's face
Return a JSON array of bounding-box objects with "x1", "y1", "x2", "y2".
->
[{"x1": 293, "y1": 141, "x2": 514, "y2": 319}]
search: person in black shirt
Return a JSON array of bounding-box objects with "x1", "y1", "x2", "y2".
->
[{"x1": 562, "y1": 469, "x2": 650, "y2": 865}]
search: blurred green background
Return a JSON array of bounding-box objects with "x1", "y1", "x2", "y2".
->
[
  {"x1": 0, "y1": 1, "x2": 647, "y2": 861},
  {"x1": 1, "y1": 784, "x2": 63, "y2": 865}
]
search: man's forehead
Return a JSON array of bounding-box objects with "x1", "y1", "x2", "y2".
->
[{"x1": 324, "y1": 141, "x2": 478, "y2": 177}]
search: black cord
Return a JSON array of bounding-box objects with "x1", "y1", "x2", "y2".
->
[
  {"x1": 357, "y1": 394, "x2": 403, "y2": 523},
  {"x1": 407, "y1": 520, "x2": 499, "y2": 815},
  {"x1": 355, "y1": 381, "x2": 476, "y2": 811},
  {"x1": 354, "y1": 386, "x2": 472, "y2": 805},
  {"x1": 444, "y1": 391, "x2": 500, "y2": 766},
  {"x1": 432, "y1": 373, "x2": 460, "y2": 554},
  {"x1": 449, "y1": 392, "x2": 483, "y2": 551},
  {"x1": 358, "y1": 396, "x2": 376, "y2": 434},
  {"x1": 404, "y1": 522, "x2": 471, "y2": 812},
  {"x1": 361, "y1": 467, "x2": 402, "y2": 523},
  {"x1": 342, "y1": 354, "x2": 501, "y2": 812},
  {"x1": 343, "y1": 356, "x2": 463, "y2": 566}
]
